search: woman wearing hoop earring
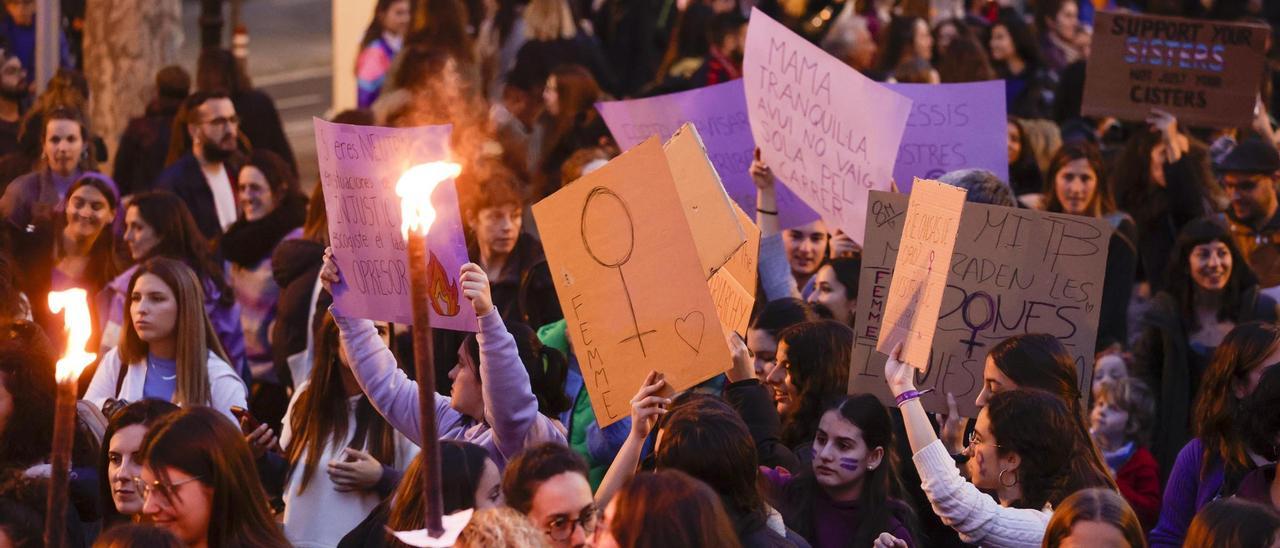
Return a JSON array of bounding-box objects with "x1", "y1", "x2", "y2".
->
[{"x1": 876, "y1": 342, "x2": 1117, "y2": 548}]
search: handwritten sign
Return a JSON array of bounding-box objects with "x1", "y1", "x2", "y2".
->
[
  {"x1": 596, "y1": 80, "x2": 820, "y2": 229},
  {"x1": 884, "y1": 82, "x2": 1008, "y2": 194},
  {"x1": 744, "y1": 8, "x2": 912, "y2": 243},
  {"x1": 708, "y1": 202, "x2": 761, "y2": 338},
  {"x1": 314, "y1": 118, "x2": 478, "y2": 331},
  {"x1": 663, "y1": 123, "x2": 748, "y2": 278},
  {"x1": 876, "y1": 179, "x2": 966, "y2": 369},
  {"x1": 851, "y1": 192, "x2": 1111, "y2": 417},
  {"x1": 533, "y1": 138, "x2": 733, "y2": 426},
  {"x1": 1083, "y1": 11, "x2": 1268, "y2": 128}
]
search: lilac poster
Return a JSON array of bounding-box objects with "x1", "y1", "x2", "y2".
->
[
  {"x1": 314, "y1": 118, "x2": 479, "y2": 332},
  {"x1": 885, "y1": 81, "x2": 1008, "y2": 194},
  {"x1": 596, "y1": 79, "x2": 819, "y2": 230},
  {"x1": 744, "y1": 8, "x2": 912, "y2": 243}
]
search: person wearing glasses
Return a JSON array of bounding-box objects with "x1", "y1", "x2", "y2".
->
[
  {"x1": 1218, "y1": 137, "x2": 1280, "y2": 298},
  {"x1": 98, "y1": 399, "x2": 180, "y2": 528},
  {"x1": 880, "y1": 342, "x2": 1116, "y2": 548},
  {"x1": 137, "y1": 405, "x2": 290, "y2": 548},
  {"x1": 155, "y1": 90, "x2": 243, "y2": 240},
  {"x1": 502, "y1": 442, "x2": 598, "y2": 548}
]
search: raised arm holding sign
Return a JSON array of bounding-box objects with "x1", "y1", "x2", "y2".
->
[{"x1": 743, "y1": 8, "x2": 912, "y2": 243}]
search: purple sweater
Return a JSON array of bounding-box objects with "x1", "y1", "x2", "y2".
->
[
  {"x1": 334, "y1": 308, "x2": 566, "y2": 469},
  {"x1": 761, "y1": 467, "x2": 915, "y2": 547},
  {"x1": 1149, "y1": 438, "x2": 1224, "y2": 547}
]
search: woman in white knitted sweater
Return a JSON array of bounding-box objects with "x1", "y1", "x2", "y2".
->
[{"x1": 876, "y1": 343, "x2": 1117, "y2": 548}]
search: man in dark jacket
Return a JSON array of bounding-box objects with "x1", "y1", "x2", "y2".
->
[
  {"x1": 155, "y1": 90, "x2": 241, "y2": 239},
  {"x1": 113, "y1": 65, "x2": 189, "y2": 197},
  {"x1": 1219, "y1": 137, "x2": 1280, "y2": 296}
]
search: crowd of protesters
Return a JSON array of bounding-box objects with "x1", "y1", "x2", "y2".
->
[{"x1": 1, "y1": 0, "x2": 1280, "y2": 546}]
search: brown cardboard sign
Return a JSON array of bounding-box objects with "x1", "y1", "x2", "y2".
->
[
  {"x1": 533, "y1": 138, "x2": 733, "y2": 427},
  {"x1": 875, "y1": 179, "x2": 966, "y2": 370},
  {"x1": 664, "y1": 123, "x2": 748, "y2": 278},
  {"x1": 1083, "y1": 11, "x2": 1268, "y2": 128},
  {"x1": 850, "y1": 192, "x2": 1112, "y2": 417}
]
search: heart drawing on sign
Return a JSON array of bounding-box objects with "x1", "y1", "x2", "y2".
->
[{"x1": 675, "y1": 311, "x2": 705, "y2": 354}]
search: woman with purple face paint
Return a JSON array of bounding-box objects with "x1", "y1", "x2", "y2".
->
[{"x1": 763, "y1": 394, "x2": 921, "y2": 547}]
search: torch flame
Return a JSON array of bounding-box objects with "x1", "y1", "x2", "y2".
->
[
  {"x1": 48, "y1": 289, "x2": 97, "y2": 383},
  {"x1": 397, "y1": 161, "x2": 462, "y2": 240}
]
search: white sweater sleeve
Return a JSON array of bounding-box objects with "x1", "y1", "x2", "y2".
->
[
  {"x1": 83, "y1": 349, "x2": 124, "y2": 411},
  {"x1": 913, "y1": 440, "x2": 1051, "y2": 548}
]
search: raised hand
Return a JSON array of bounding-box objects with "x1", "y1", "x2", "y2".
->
[
  {"x1": 629, "y1": 371, "x2": 671, "y2": 441},
  {"x1": 459, "y1": 263, "x2": 494, "y2": 316}
]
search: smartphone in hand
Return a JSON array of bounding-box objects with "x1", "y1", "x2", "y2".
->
[{"x1": 230, "y1": 406, "x2": 261, "y2": 433}]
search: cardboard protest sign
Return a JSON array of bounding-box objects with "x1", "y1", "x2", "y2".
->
[
  {"x1": 744, "y1": 8, "x2": 912, "y2": 243},
  {"x1": 1083, "y1": 11, "x2": 1268, "y2": 128},
  {"x1": 851, "y1": 192, "x2": 1111, "y2": 417},
  {"x1": 884, "y1": 82, "x2": 1008, "y2": 194},
  {"x1": 596, "y1": 80, "x2": 820, "y2": 229},
  {"x1": 875, "y1": 179, "x2": 966, "y2": 369},
  {"x1": 663, "y1": 124, "x2": 748, "y2": 278},
  {"x1": 533, "y1": 138, "x2": 733, "y2": 426},
  {"x1": 709, "y1": 202, "x2": 761, "y2": 338},
  {"x1": 314, "y1": 118, "x2": 478, "y2": 332}
]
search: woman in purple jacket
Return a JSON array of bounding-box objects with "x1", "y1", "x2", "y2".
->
[
  {"x1": 1149, "y1": 322, "x2": 1280, "y2": 547},
  {"x1": 319, "y1": 248, "x2": 566, "y2": 468}
]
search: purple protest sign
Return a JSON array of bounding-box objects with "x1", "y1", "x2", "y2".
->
[
  {"x1": 744, "y1": 8, "x2": 912, "y2": 243},
  {"x1": 596, "y1": 80, "x2": 819, "y2": 229},
  {"x1": 313, "y1": 118, "x2": 479, "y2": 332},
  {"x1": 884, "y1": 81, "x2": 1008, "y2": 194}
]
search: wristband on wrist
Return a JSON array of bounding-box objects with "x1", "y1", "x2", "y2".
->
[
  {"x1": 756, "y1": 207, "x2": 778, "y2": 215},
  {"x1": 894, "y1": 388, "x2": 933, "y2": 406}
]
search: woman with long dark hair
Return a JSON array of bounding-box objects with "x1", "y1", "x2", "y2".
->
[
  {"x1": 1110, "y1": 110, "x2": 1219, "y2": 295},
  {"x1": 1149, "y1": 322, "x2": 1280, "y2": 547},
  {"x1": 536, "y1": 64, "x2": 609, "y2": 198},
  {"x1": 138, "y1": 406, "x2": 290, "y2": 547},
  {"x1": 98, "y1": 399, "x2": 180, "y2": 528},
  {"x1": 280, "y1": 313, "x2": 417, "y2": 547},
  {"x1": 1134, "y1": 220, "x2": 1277, "y2": 472},
  {"x1": 766, "y1": 394, "x2": 920, "y2": 547},
  {"x1": 356, "y1": 0, "x2": 411, "y2": 108},
  {"x1": 873, "y1": 16, "x2": 932, "y2": 81},
  {"x1": 1041, "y1": 142, "x2": 1138, "y2": 349},
  {"x1": 966, "y1": 333, "x2": 1116, "y2": 492},
  {"x1": 987, "y1": 13, "x2": 1054, "y2": 119},
  {"x1": 104, "y1": 191, "x2": 246, "y2": 374},
  {"x1": 764, "y1": 320, "x2": 854, "y2": 456},
  {"x1": 85, "y1": 258, "x2": 247, "y2": 422},
  {"x1": 218, "y1": 149, "x2": 305, "y2": 386},
  {"x1": 885, "y1": 342, "x2": 1117, "y2": 547},
  {"x1": 9, "y1": 173, "x2": 117, "y2": 352}
]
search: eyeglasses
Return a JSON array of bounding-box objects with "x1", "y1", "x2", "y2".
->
[
  {"x1": 545, "y1": 505, "x2": 597, "y2": 542},
  {"x1": 132, "y1": 474, "x2": 204, "y2": 508},
  {"x1": 967, "y1": 430, "x2": 1003, "y2": 450},
  {"x1": 200, "y1": 115, "x2": 240, "y2": 129}
]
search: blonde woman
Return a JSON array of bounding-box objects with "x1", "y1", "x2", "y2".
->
[{"x1": 86, "y1": 258, "x2": 247, "y2": 423}]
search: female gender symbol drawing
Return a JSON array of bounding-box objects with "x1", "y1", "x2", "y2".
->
[{"x1": 581, "y1": 187, "x2": 656, "y2": 356}]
